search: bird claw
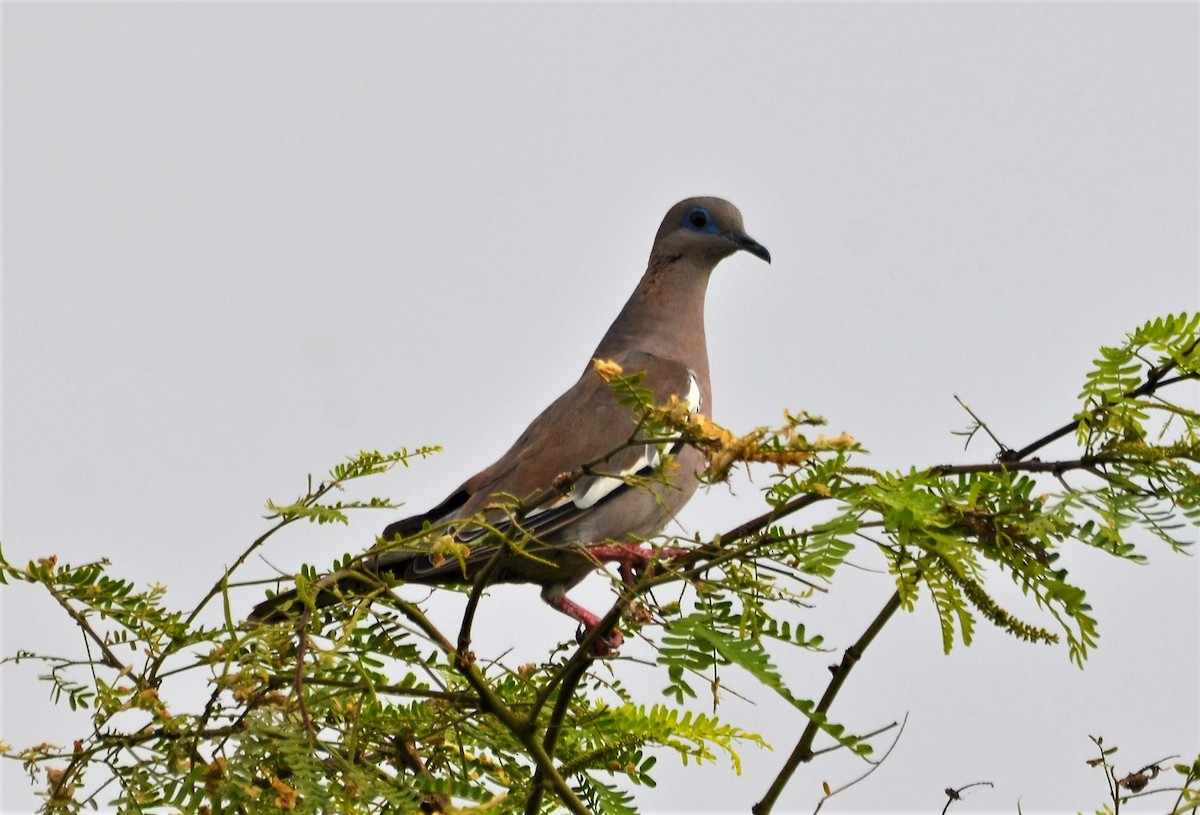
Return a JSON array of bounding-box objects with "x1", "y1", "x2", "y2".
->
[{"x1": 576, "y1": 623, "x2": 624, "y2": 656}]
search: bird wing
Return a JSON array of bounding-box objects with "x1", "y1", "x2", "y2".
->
[{"x1": 372, "y1": 349, "x2": 703, "y2": 579}]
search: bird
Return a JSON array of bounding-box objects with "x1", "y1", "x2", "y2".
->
[{"x1": 251, "y1": 197, "x2": 769, "y2": 654}]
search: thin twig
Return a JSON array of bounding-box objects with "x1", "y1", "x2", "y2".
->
[
  {"x1": 524, "y1": 656, "x2": 593, "y2": 815},
  {"x1": 953, "y1": 395, "x2": 1011, "y2": 455},
  {"x1": 294, "y1": 608, "x2": 315, "y2": 740},
  {"x1": 1004, "y1": 336, "x2": 1199, "y2": 463},
  {"x1": 458, "y1": 543, "x2": 511, "y2": 657},
  {"x1": 277, "y1": 675, "x2": 474, "y2": 704},
  {"x1": 810, "y1": 719, "x2": 901, "y2": 759},
  {"x1": 42, "y1": 583, "x2": 139, "y2": 687},
  {"x1": 754, "y1": 586, "x2": 906, "y2": 815},
  {"x1": 812, "y1": 715, "x2": 907, "y2": 814},
  {"x1": 941, "y1": 780, "x2": 994, "y2": 814},
  {"x1": 389, "y1": 596, "x2": 594, "y2": 815}
]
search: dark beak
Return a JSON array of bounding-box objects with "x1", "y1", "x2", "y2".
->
[{"x1": 726, "y1": 231, "x2": 771, "y2": 264}]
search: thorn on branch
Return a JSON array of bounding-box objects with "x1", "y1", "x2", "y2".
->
[{"x1": 953, "y1": 395, "x2": 1014, "y2": 460}]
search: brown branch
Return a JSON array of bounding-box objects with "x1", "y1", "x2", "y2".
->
[
  {"x1": 941, "y1": 780, "x2": 994, "y2": 813},
  {"x1": 277, "y1": 675, "x2": 474, "y2": 705},
  {"x1": 189, "y1": 509, "x2": 311, "y2": 627},
  {"x1": 145, "y1": 504, "x2": 316, "y2": 683},
  {"x1": 530, "y1": 552, "x2": 666, "y2": 723},
  {"x1": 389, "y1": 596, "x2": 594, "y2": 815},
  {"x1": 294, "y1": 608, "x2": 316, "y2": 740},
  {"x1": 42, "y1": 582, "x2": 141, "y2": 688},
  {"x1": 1003, "y1": 336, "x2": 1199, "y2": 463},
  {"x1": 811, "y1": 716, "x2": 907, "y2": 814},
  {"x1": 754, "y1": 586, "x2": 905, "y2": 815},
  {"x1": 929, "y1": 456, "x2": 1113, "y2": 477},
  {"x1": 809, "y1": 718, "x2": 901, "y2": 760},
  {"x1": 954, "y1": 395, "x2": 1011, "y2": 455},
  {"x1": 715, "y1": 492, "x2": 830, "y2": 548},
  {"x1": 395, "y1": 736, "x2": 451, "y2": 814},
  {"x1": 458, "y1": 543, "x2": 511, "y2": 658},
  {"x1": 524, "y1": 656, "x2": 593, "y2": 815}
]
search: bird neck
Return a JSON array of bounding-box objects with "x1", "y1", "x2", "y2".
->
[{"x1": 592, "y1": 254, "x2": 713, "y2": 379}]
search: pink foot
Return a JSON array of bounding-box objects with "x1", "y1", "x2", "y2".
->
[
  {"x1": 539, "y1": 546, "x2": 690, "y2": 656},
  {"x1": 576, "y1": 623, "x2": 624, "y2": 656},
  {"x1": 585, "y1": 543, "x2": 690, "y2": 585},
  {"x1": 542, "y1": 584, "x2": 624, "y2": 656}
]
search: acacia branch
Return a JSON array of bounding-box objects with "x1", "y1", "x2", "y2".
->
[
  {"x1": 389, "y1": 596, "x2": 595, "y2": 815},
  {"x1": 189, "y1": 477, "x2": 342, "y2": 630},
  {"x1": 458, "y1": 543, "x2": 511, "y2": 657},
  {"x1": 42, "y1": 582, "x2": 139, "y2": 688},
  {"x1": 524, "y1": 656, "x2": 593, "y2": 815},
  {"x1": 928, "y1": 455, "x2": 1117, "y2": 477},
  {"x1": 277, "y1": 675, "x2": 474, "y2": 704},
  {"x1": 754, "y1": 586, "x2": 905, "y2": 815},
  {"x1": 1003, "y1": 336, "x2": 1198, "y2": 463},
  {"x1": 811, "y1": 716, "x2": 906, "y2": 814},
  {"x1": 716, "y1": 492, "x2": 830, "y2": 548}
]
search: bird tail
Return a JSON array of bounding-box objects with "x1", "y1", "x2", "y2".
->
[
  {"x1": 247, "y1": 494, "x2": 478, "y2": 623},
  {"x1": 247, "y1": 568, "x2": 389, "y2": 623},
  {"x1": 247, "y1": 546, "x2": 483, "y2": 623}
]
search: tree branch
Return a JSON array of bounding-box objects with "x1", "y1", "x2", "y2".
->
[
  {"x1": 390, "y1": 597, "x2": 595, "y2": 815},
  {"x1": 42, "y1": 582, "x2": 140, "y2": 689},
  {"x1": 929, "y1": 455, "x2": 1116, "y2": 477},
  {"x1": 754, "y1": 586, "x2": 906, "y2": 815},
  {"x1": 1003, "y1": 336, "x2": 1198, "y2": 463},
  {"x1": 811, "y1": 715, "x2": 907, "y2": 814},
  {"x1": 524, "y1": 656, "x2": 593, "y2": 815},
  {"x1": 458, "y1": 543, "x2": 511, "y2": 658}
]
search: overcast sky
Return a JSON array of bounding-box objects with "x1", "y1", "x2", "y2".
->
[{"x1": 3, "y1": 3, "x2": 1198, "y2": 813}]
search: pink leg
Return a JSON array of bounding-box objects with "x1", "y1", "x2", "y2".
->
[
  {"x1": 539, "y1": 546, "x2": 691, "y2": 656},
  {"x1": 585, "y1": 544, "x2": 691, "y2": 576},
  {"x1": 540, "y1": 584, "x2": 624, "y2": 656},
  {"x1": 584, "y1": 543, "x2": 691, "y2": 585}
]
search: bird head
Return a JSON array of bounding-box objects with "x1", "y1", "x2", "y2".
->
[{"x1": 651, "y1": 196, "x2": 771, "y2": 267}]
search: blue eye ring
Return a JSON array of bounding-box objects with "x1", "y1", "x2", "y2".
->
[{"x1": 683, "y1": 206, "x2": 719, "y2": 234}]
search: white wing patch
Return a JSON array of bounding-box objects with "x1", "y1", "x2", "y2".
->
[
  {"x1": 573, "y1": 449, "x2": 658, "y2": 509},
  {"x1": 683, "y1": 371, "x2": 702, "y2": 413},
  {"x1": 548, "y1": 369, "x2": 704, "y2": 512}
]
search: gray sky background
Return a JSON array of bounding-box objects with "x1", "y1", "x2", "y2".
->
[{"x1": 3, "y1": 3, "x2": 1198, "y2": 813}]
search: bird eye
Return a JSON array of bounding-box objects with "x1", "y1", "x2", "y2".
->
[{"x1": 686, "y1": 208, "x2": 711, "y2": 230}]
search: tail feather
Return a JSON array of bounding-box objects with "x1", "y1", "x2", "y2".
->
[
  {"x1": 249, "y1": 493, "x2": 473, "y2": 624},
  {"x1": 247, "y1": 569, "x2": 386, "y2": 623},
  {"x1": 248, "y1": 547, "x2": 479, "y2": 624}
]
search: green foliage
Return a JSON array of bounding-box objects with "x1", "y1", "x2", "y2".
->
[
  {"x1": 1078, "y1": 313, "x2": 1199, "y2": 446},
  {"x1": 856, "y1": 468, "x2": 1091, "y2": 660},
  {"x1": 266, "y1": 447, "x2": 443, "y2": 526},
  {"x1": 2, "y1": 316, "x2": 1198, "y2": 813}
]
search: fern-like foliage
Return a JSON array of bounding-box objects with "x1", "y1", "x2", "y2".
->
[{"x1": 2, "y1": 315, "x2": 1197, "y2": 813}]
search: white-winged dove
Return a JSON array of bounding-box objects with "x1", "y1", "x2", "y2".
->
[{"x1": 252, "y1": 197, "x2": 769, "y2": 653}]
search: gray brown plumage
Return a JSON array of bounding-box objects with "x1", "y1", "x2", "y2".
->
[{"x1": 251, "y1": 197, "x2": 769, "y2": 653}]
